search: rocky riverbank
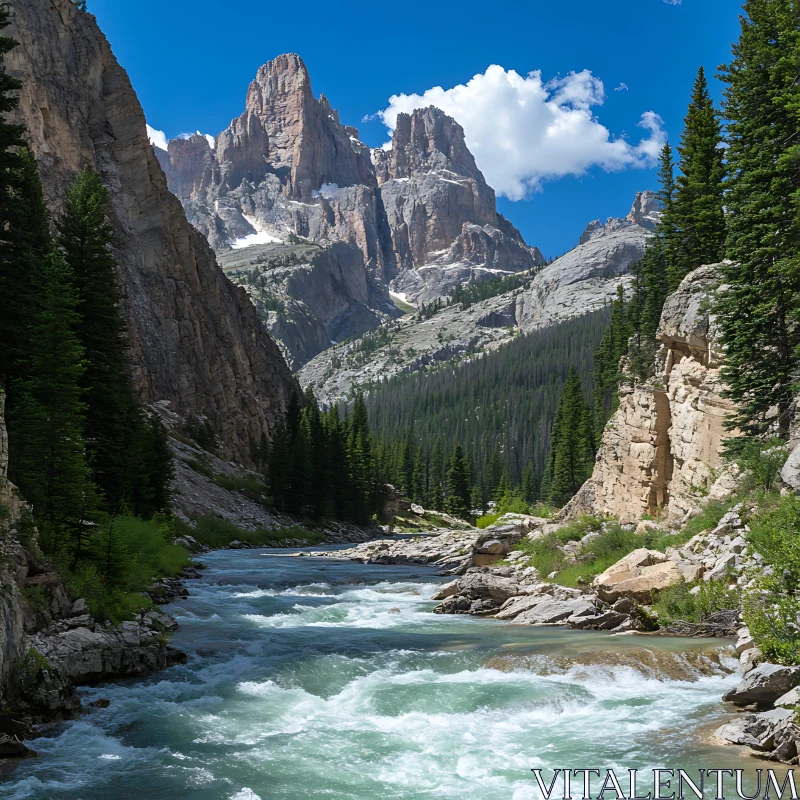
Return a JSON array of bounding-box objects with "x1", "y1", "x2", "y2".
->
[
  {"x1": 312, "y1": 503, "x2": 800, "y2": 765},
  {"x1": 0, "y1": 523, "x2": 191, "y2": 759}
]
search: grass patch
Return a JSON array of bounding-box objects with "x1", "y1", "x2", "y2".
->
[
  {"x1": 675, "y1": 499, "x2": 736, "y2": 542},
  {"x1": 510, "y1": 514, "x2": 723, "y2": 589},
  {"x1": 390, "y1": 295, "x2": 416, "y2": 314},
  {"x1": 179, "y1": 516, "x2": 327, "y2": 549},
  {"x1": 651, "y1": 580, "x2": 741, "y2": 625},
  {"x1": 58, "y1": 515, "x2": 191, "y2": 624}
]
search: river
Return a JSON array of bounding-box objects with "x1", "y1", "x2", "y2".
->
[{"x1": 3, "y1": 547, "x2": 747, "y2": 800}]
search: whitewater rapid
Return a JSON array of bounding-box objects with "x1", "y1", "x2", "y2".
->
[{"x1": 2, "y1": 548, "x2": 743, "y2": 800}]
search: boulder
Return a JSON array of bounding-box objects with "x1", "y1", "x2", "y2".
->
[
  {"x1": 455, "y1": 573, "x2": 520, "y2": 602},
  {"x1": 776, "y1": 687, "x2": 800, "y2": 708},
  {"x1": 69, "y1": 598, "x2": 87, "y2": 617},
  {"x1": 735, "y1": 627, "x2": 755, "y2": 655},
  {"x1": 515, "y1": 598, "x2": 595, "y2": 625},
  {"x1": 723, "y1": 663, "x2": 800, "y2": 707},
  {"x1": 430, "y1": 580, "x2": 460, "y2": 601},
  {"x1": 740, "y1": 646, "x2": 763, "y2": 675},
  {"x1": 593, "y1": 548, "x2": 690, "y2": 602},
  {"x1": 781, "y1": 443, "x2": 800, "y2": 492}
]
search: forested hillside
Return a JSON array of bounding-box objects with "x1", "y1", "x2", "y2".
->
[{"x1": 364, "y1": 309, "x2": 610, "y2": 509}]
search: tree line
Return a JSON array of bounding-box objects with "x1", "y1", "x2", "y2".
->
[{"x1": 356, "y1": 311, "x2": 608, "y2": 517}]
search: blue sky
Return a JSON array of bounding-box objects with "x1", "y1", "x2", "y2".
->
[{"x1": 89, "y1": 0, "x2": 742, "y2": 258}]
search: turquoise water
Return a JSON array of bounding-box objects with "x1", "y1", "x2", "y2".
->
[{"x1": 2, "y1": 548, "x2": 746, "y2": 799}]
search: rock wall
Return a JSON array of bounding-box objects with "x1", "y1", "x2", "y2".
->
[
  {"x1": 7, "y1": 0, "x2": 300, "y2": 465},
  {"x1": 573, "y1": 264, "x2": 737, "y2": 524}
]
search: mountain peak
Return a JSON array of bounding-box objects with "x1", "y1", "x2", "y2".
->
[{"x1": 374, "y1": 106, "x2": 484, "y2": 186}]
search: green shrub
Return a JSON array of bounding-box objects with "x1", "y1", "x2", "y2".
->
[
  {"x1": 742, "y1": 495, "x2": 800, "y2": 665},
  {"x1": 733, "y1": 437, "x2": 789, "y2": 492},
  {"x1": 58, "y1": 514, "x2": 190, "y2": 624},
  {"x1": 476, "y1": 513, "x2": 501, "y2": 529},
  {"x1": 186, "y1": 459, "x2": 270, "y2": 504},
  {"x1": 529, "y1": 503, "x2": 557, "y2": 519},
  {"x1": 651, "y1": 580, "x2": 741, "y2": 625},
  {"x1": 511, "y1": 516, "x2": 690, "y2": 589}
]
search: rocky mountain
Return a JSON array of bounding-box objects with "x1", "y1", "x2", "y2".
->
[
  {"x1": 8, "y1": 0, "x2": 300, "y2": 466},
  {"x1": 299, "y1": 192, "x2": 657, "y2": 404},
  {"x1": 566, "y1": 263, "x2": 738, "y2": 524},
  {"x1": 373, "y1": 106, "x2": 544, "y2": 305},
  {"x1": 154, "y1": 57, "x2": 542, "y2": 368}
]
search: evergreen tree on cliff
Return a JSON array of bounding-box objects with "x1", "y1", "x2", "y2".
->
[
  {"x1": 671, "y1": 66, "x2": 726, "y2": 288},
  {"x1": 444, "y1": 444, "x2": 471, "y2": 520},
  {"x1": 628, "y1": 145, "x2": 675, "y2": 379},
  {"x1": 716, "y1": 0, "x2": 800, "y2": 438},
  {"x1": 57, "y1": 167, "x2": 130, "y2": 508},
  {"x1": 57, "y1": 166, "x2": 173, "y2": 512},
  {"x1": 592, "y1": 286, "x2": 628, "y2": 439}
]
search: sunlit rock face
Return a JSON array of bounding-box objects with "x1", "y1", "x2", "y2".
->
[{"x1": 570, "y1": 263, "x2": 738, "y2": 524}]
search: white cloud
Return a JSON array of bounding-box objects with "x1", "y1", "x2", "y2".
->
[
  {"x1": 663, "y1": 0, "x2": 682, "y2": 4},
  {"x1": 614, "y1": 82, "x2": 629, "y2": 92},
  {"x1": 377, "y1": 65, "x2": 666, "y2": 200},
  {"x1": 146, "y1": 124, "x2": 168, "y2": 151}
]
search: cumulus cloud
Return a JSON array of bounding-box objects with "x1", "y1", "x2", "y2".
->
[
  {"x1": 146, "y1": 124, "x2": 168, "y2": 151},
  {"x1": 614, "y1": 82, "x2": 629, "y2": 92},
  {"x1": 376, "y1": 65, "x2": 666, "y2": 200}
]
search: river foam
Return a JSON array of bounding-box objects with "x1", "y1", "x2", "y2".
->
[{"x1": 0, "y1": 549, "x2": 742, "y2": 800}]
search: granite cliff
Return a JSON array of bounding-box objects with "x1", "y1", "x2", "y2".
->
[
  {"x1": 154, "y1": 57, "x2": 544, "y2": 367},
  {"x1": 7, "y1": 0, "x2": 300, "y2": 466},
  {"x1": 567, "y1": 263, "x2": 738, "y2": 524}
]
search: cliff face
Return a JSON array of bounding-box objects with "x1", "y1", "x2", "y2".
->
[
  {"x1": 374, "y1": 107, "x2": 544, "y2": 304},
  {"x1": 572, "y1": 264, "x2": 737, "y2": 524},
  {"x1": 7, "y1": 0, "x2": 299, "y2": 465}
]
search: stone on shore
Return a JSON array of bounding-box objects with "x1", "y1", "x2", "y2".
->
[{"x1": 723, "y1": 663, "x2": 800, "y2": 707}]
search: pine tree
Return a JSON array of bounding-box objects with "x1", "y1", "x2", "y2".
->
[
  {"x1": 444, "y1": 444, "x2": 471, "y2": 520},
  {"x1": 521, "y1": 462, "x2": 538, "y2": 504},
  {"x1": 628, "y1": 145, "x2": 675, "y2": 380},
  {"x1": 429, "y1": 437, "x2": 444, "y2": 510},
  {"x1": 0, "y1": 150, "x2": 51, "y2": 386},
  {"x1": 412, "y1": 445, "x2": 427, "y2": 504},
  {"x1": 716, "y1": 0, "x2": 800, "y2": 438},
  {"x1": 592, "y1": 286, "x2": 628, "y2": 439},
  {"x1": 125, "y1": 411, "x2": 174, "y2": 518},
  {"x1": 671, "y1": 66, "x2": 726, "y2": 288},
  {"x1": 56, "y1": 167, "x2": 134, "y2": 509},
  {"x1": 0, "y1": 7, "x2": 26, "y2": 380},
  {"x1": 547, "y1": 367, "x2": 594, "y2": 506},
  {"x1": 10, "y1": 251, "x2": 93, "y2": 554},
  {"x1": 493, "y1": 473, "x2": 509, "y2": 504}
]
